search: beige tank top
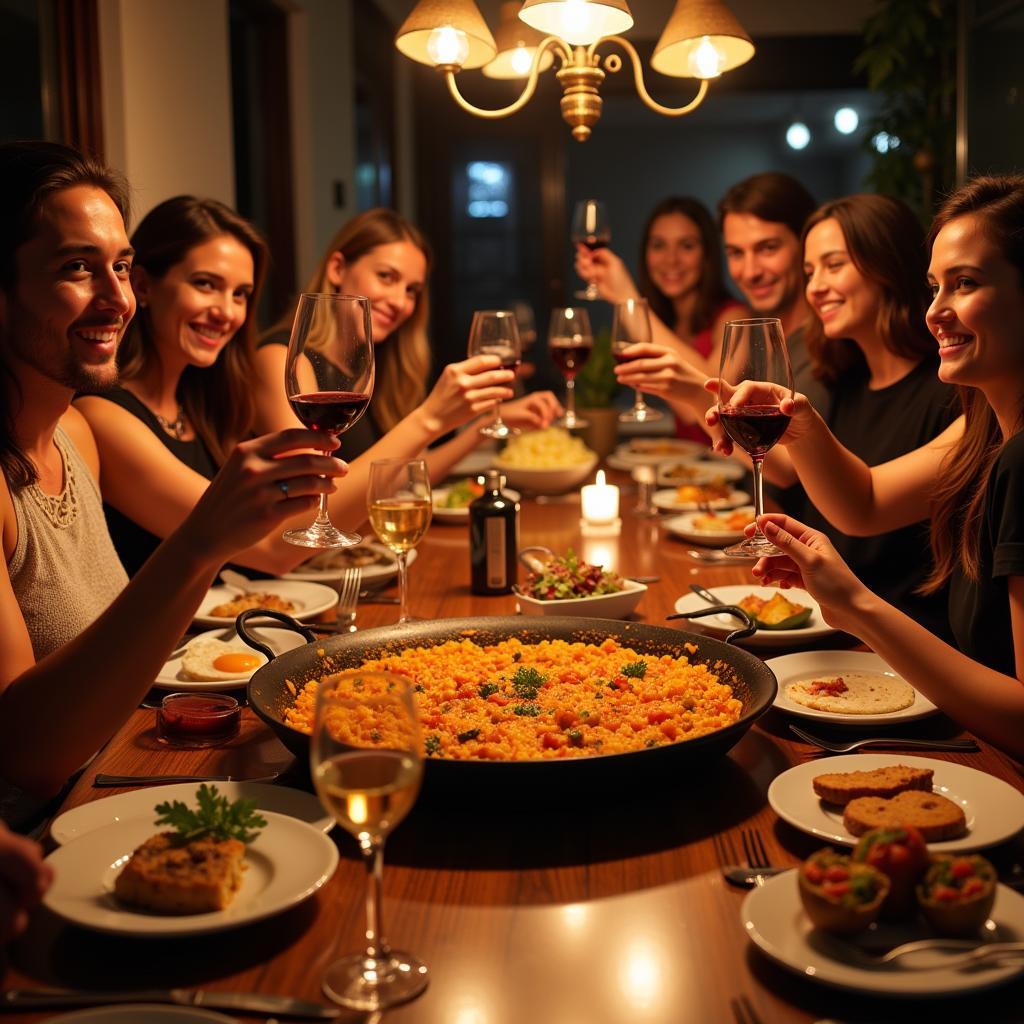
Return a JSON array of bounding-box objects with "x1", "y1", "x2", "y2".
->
[{"x1": 8, "y1": 428, "x2": 128, "y2": 659}]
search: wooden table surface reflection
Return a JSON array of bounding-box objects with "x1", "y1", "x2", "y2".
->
[{"x1": 7, "y1": 476, "x2": 1024, "y2": 1023}]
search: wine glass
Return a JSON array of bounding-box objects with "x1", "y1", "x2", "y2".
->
[
  {"x1": 283, "y1": 292, "x2": 374, "y2": 548},
  {"x1": 311, "y1": 670, "x2": 427, "y2": 1011},
  {"x1": 367, "y1": 459, "x2": 431, "y2": 623},
  {"x1": 571, "y1": 199, "x2": 610, "y2": 300},
  {"x1": 467, "y1": 310, "x2": 521, "y2": 439},
  {"x1": 612, "y1": 297, "x2": 663, "y2": 424},
  {"x1": 549, "y1": 307, "x2": 592, "y2": 430},
  {"x1": 717, "y1": 317, "x2": 794, "y2": 557}
]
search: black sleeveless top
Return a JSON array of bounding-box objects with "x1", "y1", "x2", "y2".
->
[{"x1": 94, "y1": 388, "x2": 219, "y2": 577}]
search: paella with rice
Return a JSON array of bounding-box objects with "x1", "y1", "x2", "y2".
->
[{"x1": 284, "y1": 636, "x2": 742, "y2": 761}]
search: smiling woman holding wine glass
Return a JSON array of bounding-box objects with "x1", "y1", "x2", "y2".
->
[
  {"x1": 716, "y1": 317, "x2": 793, "y2": 556},
  {"x1": 311, "y1": 670, "x2": 427, "y2": 1010}
]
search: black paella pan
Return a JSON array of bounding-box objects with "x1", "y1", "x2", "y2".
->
[{"x1": 238, "y1": 612, "x2": 777, "y2": 791}]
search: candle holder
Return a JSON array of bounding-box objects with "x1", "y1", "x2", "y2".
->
[
  {"x1": 580, "y1": 470, "x2": 620, "y2": 535},
  {"x1": 579, "y1": 516, "x2": 622, "y2": 537}
]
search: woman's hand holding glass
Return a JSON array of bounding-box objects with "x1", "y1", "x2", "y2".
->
[
  {"x1": 311, "y1": 670, "x2": 427, "y2": 1011},
  {"x1": 573, "y1": 244, "x2": 638, "y2": 305},
  {"x1": 367, "y1": 459, "x2": 431, "y2": 624},
  {"x1": 416, "y1": 354, "x2": 516, "y2": 436},
  {"x1": 704, "y1": 381, "x2": 820, "y2": 457},
  {"x1": 467, "y1": 310, "x2": 522, "y2": 439},
  {"x1": 283, "y1": 292, "x2": 374, "y2": 549}
]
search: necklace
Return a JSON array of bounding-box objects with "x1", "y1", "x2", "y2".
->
[
  {"x1": 28, "y1": 434, "x2": 79, "y2": 528},
  {"x1": 154, "y1": 405, "x2": 187, "y2": 440}
]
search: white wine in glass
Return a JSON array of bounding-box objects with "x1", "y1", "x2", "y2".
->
[
  {"x1": 612, "y1": 297, "x2": 662, "y2": 424},
  {"x1": 571, "y1": 199, "x2": 610, "y2": 301},
  {"x1": 311, "y1": 670, "x2": 427, "y2": 1011},
  {"x1": 367, "y1": 458, "x2": 431, "y2": 623},
  {"x1": 717, "y1": 317, "x2": 794, "y2": 557},
  {"x1": 467, "y1": 309, "x2": 521, "y2": 439},
  {"x1": 283, "y1": 292, "x2": 374, "y2": 548},
  {"x1": 549, "y1": 306, "x2": 592, "y2": 430}
]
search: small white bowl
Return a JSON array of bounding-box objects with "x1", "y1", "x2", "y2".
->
[
  {"x1": 515, "y1": 577, "x2": 646, "y2": 619},
  {"x1": 494, "y1": 456, "x2": 599, "y2": 496}
]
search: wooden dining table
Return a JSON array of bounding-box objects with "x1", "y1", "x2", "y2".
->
[{"x1": 6, "y1": 469, "x2": 1024, "y2": 1023}]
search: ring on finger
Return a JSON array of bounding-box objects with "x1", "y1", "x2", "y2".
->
[{"x1": 278, "y1": 480, "x2": 289, "y2": 497}]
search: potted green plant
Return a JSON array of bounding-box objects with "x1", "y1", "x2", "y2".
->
[{"x1": 575, "y1": 327, "x2": 621, "y2": 458}]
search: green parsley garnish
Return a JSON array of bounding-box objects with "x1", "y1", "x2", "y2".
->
[
  {"x1": 511, "y1": 666, "x2": 546, "y2": 700},
  {"x1": 621, "y1": 660, "x2": 648, "y2": 679},
  {"x1": 425, "y1": 735, "x2": 442, "y2": 755},
  {"x1": 154, "y1": 784, "x2": 267, "y2": 845},
  {"x1": 512, "y1": 702, "x2": 542, "y2": 717},
  {"x1": 478, "y1": 682, "x2": 500, "y2": 699}
]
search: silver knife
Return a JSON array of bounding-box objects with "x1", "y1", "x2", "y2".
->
[{"x1": 1, "y1": 988, "x2": 340, "y2": 1018}]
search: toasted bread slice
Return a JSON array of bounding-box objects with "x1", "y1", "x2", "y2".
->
[
  {"x1": 843, "y1": 790, "x2": 968, "y2": 842},
  {"x1": 812, "y1": 765, "x2": 933, "y2": 806},
  {"x1": 114, "y1": 832, "x2": 246, "y2": 914}
]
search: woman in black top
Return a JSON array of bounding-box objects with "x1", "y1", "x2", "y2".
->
[{"x1": 739, "y1": 175, "x2": 1024, "y2": 760}]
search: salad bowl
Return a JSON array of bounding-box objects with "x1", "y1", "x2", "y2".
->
[{"x1": 515, "y1": 577, "x2": 646, "y2": 619}]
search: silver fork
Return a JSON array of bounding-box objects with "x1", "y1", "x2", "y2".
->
[
  {"x1": 849, "y1": 938, "x2": 1024, "y2": 968},
  {"x1": 713, "y1": 828, "x2": 787, "y2": 887},
  {"x1": 789, "y1": 724, "x2": 980, "y2": 754},
  {"x1": 331, "y1": 567, "x2": 361, "y2": 633}
]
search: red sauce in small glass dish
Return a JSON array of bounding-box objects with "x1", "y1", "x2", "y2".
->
[{"x1": 157, "y1": 693, "x2": 241, "y2": 748}]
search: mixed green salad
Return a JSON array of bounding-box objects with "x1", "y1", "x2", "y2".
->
[{"x1": 523, "y1": 549, "x2": 624, "y2": 601}]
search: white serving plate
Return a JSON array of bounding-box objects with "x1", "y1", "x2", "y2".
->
[
  {"x1": 515, "y1": 578, "x2": 646, "y2": 619},
  {"x1": 193, "y1": 580, "x2": 337, "y2": 627},
  {"x1": 652, "y1": 488, "x2": 750, "y2": 513},
  {"x1": 765, "y1": 650, "x2": 940, "y2": 725},
  {"x1": 743, "y1": 871, "x2": 1024, "y2": 995},
  {"x1": 672, "y1": 584, "x2": 836, "y2": 649},
  {"x1": 432, "y1": 485, "x2": 520, "y2": 523},
  {"x1": 661, "y1": 508, "x2": 755, "y2": 547},
  {"x1": 50, "y1": 783, "x2": 333, "y2": 846},
  {"x1": 655, "y1": 458, "x2": 747, "y2": 486},
  {"x1": 44, "y1": 811, "x2": 338, "y2": 937},
  {"x1": 606, "y1": 439, "x2": 707, "y2": 470},
  {"x1": 767, "y1": 753, "x2": 1024, "y2": 852}
]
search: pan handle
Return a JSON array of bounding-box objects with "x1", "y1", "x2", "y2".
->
[
  {"x1": 236, "y1": 609, "x2": 317, "y2": 661},
  {"x1": 665, "y1": 605, "x2": 757, "y2": 645}
]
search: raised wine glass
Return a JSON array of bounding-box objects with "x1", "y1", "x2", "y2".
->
[
  {"x1": 367, "y1": 458, "x2": 431, "y2": 623},
  {"x1": 311, "y1": 669, "x2": 427, "y2": 1011},
  {"x1": 549, "y1": 306, "x2": 592, "y2": 430},
  {"x1": 612, "y1": 297, "x2": 663, "y2": 424},
  {"x1": 467, "y1": 309, "x2": 521, "y2": 439},
  {"x1": 283, "y1": 292, "x2": 374, "y2": 548},
  {"x1": 571, "y1": 199, "x2": 610, "y2": 300},
  {"x1": 717, "y1": 317, "x2": 794, "y2": 557}
]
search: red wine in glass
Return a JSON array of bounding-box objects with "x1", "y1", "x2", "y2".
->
[
  {"x1": 289, "y1": 391, "x2": 372, "y2": 435},
  {"x1": 550, "y1": 337, "x2": 592, "y2": 380},
  {"x1": 577, "y1": 233, "x2": 611, "y2": 252},
  {"x1": 572, "y1": 200, "x2": 610, "y2": 300},
  {"x1": 612, "y1": 299, "x2": 662, "y2": 424},
  {"x1": 718, "y1": 405, "x2": 791, "y2": 457},
  {"x1": 717, "y1": 317, "x2": 793, "y2": 557},
  {"x1": 497, "y1": 355, "x2": 522, "y2": 373}
]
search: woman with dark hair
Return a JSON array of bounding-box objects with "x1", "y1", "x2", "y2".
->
[
  {"x1": 253, "y1": 207, "x2": 560, "y2": 468},
  {"x1": 721, "y1": 175, "x2": 1024, "y2": 758},
  {"x1": 622, "y1": 194, "x2": 959, "y2": 635},
  {"x1": 574, "y1": 195, "x2": 747, "y2": 375}
]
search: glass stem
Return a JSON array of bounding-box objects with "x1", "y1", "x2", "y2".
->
[
  {"x1": 566, "y1": 378, "x2": 576, "y2": 419},
  {"x1": 360, "y1": 834, "x2": 390, "y2": 967},
  {"x1": 396, "y1": 550, "x2": 410, "y2": 622},
  {"x1": 314, "y1": 488, "x2": 331, "y2": 526},
  {"x1": 492, "y1": 401, "x2": 505, "y2": 430},
  {"x1": 633, "y1": 389, "x2": 648, "y2": 414},
  {"x1": 751, "y1": 455, "x2": 766, "y2": 540}
]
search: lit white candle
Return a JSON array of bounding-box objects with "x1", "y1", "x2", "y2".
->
[{"x1": 581, "y1": 470, "x2": 619, "y2": 524}]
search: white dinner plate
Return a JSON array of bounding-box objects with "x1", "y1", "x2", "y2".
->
[
  {"x1": 606, "y1": 439, "x2": 708, "y2": 470},
  {"x1": 42, "y1": 1008, "x2": 239, "y2": 1023},
  {"x1": 767, "y1": 753, "x2": 1024, "y2": 853},
  {"x1": 742, "y1": 871, "x2": 1024, "y2": 996},
  {"x1": 672, "y1": 585, "x2": 836, "y2": 649},
  {"x1": 153, "y1": 627, "x2": 306, "y2": 691},
  {"x1": 44, "y1": 810, "x2": 338, "y2": 937},
  {"x1": 282, "y1": 542, "x2": 415, "y2": 584},
  {"x1": 765, "y1": 650, "x2": 940, "y2": 725},
  {"x1": 653, "y1": 488, "x2": 750, "y2": 513},
  {"x1": 193, "y1": 580, "x2": 338, "y2": 626},
  {"x1": 432, "y1": 486, "x2": 520, "y2": 523},
  {"x1": 655, "y1": 458, "x2": 747, "y2": 486},
  {"x1": 50, "y1": 783, "x2": 333, "y2": 846},
  {"x1": 661, "y1": 508, "x2": 756, "y2": 547}
]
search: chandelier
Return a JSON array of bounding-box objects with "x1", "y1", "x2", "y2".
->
[{"x1": 395, "y1": 0, "x2": 755, "y2": 141}]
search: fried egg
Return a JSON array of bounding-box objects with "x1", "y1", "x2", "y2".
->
[{"x1": 179, "y1": 638, "x2": 267, "y2": 682}]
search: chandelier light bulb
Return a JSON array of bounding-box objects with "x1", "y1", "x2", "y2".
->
[
  {"x1": 834, "y1": 107, "x2": 859, "y2": 135},
  {"x1": 426, "y1": 25, "x2": 471, "y2": 67},
  {"x1": 510, "y1": 44, "x2": 533, "y2": 75},
  {"x1": 786, "y1": 122, "x2": 811, "y2": 151},
  {"x1": 688, "y1": 36, "x2": 723, "y2": 79}
]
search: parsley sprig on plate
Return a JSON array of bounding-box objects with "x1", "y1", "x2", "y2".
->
[{"x1": 154, "y1": 784, "x2": 267, "y2": 844}]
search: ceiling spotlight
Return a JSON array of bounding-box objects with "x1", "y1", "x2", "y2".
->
[
  {"x1": 786, "y1": 122, "x2": 811, "y2": 151},
  {"x1": 872, "y1": 131, "x2": 901, "y2": 154},
  {"x1": 833, "y1": 107, "x2": 858, "y2": 135}
]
